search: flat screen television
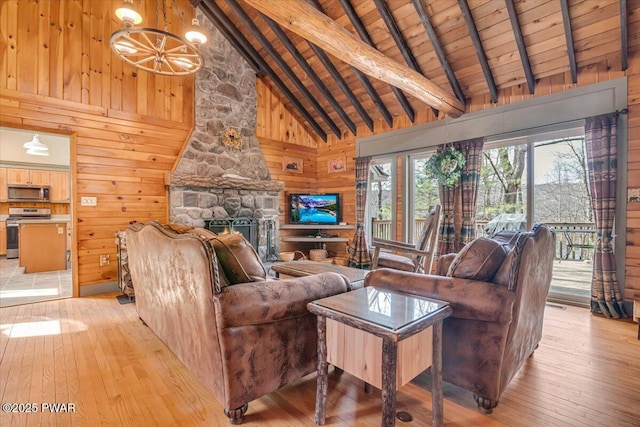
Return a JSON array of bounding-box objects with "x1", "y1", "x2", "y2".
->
[{"x1": 289, "y1": 193, "x2": 340, "y2": 225}]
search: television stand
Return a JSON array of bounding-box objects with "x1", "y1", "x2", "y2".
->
[{"x1": 279, "y1": 224, "x2": 355, "y2": 244}]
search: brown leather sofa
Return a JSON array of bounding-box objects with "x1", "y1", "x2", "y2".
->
[
  {"x1": 364, "y1": 224, "x2": 555, "y2": 413},
  {"x1": 126, "y1": 221, "x2": 356, "y2": 424}
]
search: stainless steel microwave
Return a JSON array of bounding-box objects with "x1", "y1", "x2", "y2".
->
[{"x1": 7, "y1": 185, "x2": 50, "y2": 202}]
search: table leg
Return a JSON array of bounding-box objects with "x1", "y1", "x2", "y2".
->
[
  {"x1": 381, "y1": 339, "x2": 398, "y2": 427},
  {"x1": 315, "y1": 316, "x2": 328, "y2": 425},
  {"x1": 431, "y1": 322, "x2": 444, "y2": 427}
]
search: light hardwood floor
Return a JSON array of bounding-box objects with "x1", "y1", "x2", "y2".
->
[{"x1": 0, "y1": 294, "x2": 638, "y2": 426}]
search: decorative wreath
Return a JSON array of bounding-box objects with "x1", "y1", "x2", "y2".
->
[
  {"x1": 221, "y1": 127, "x2": 242, "y2": 152},
  {"x1": 425, "y1": 145, "x2": 466, "y2": 187}
]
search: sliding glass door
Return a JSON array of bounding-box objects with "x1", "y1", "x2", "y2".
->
[{"x1": 534, "y1": 138, "x2": 592, "y2": 304}]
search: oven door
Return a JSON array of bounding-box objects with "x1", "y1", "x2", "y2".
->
[{"x1": 6, "y1": 222, "x2": 19, "y2": 259}]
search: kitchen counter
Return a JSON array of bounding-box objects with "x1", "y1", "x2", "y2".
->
[
  {"x1": 16, "y1": 218, "x2": 69, "y2": 224},
  {"x1": 19, "y1": 222, "x2": 67, "y2": 273}
]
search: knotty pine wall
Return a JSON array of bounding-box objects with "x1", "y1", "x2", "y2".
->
[
  {"x1": 256, "y1": 80, "x2": 324, "y2": 254},
  {"x1": 0, "y1": 0, "x2": 196, "y2": 292},
  {"x1": 258, "y1": 57, "x2": 638, "y2": 300}
]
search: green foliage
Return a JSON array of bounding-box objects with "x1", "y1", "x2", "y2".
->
[{"x1": 424, "y1": 146, "x2": 466, "y2": 187}]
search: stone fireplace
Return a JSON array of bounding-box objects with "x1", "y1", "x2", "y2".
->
[{"x1": 167, "y1": 11, "x2": 282, "y2": 260}]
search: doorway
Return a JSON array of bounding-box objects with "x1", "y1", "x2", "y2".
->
[{"x1": 0, "y1": 127, "x2": 73, "y2": 308}]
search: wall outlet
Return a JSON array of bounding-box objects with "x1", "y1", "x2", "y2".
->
[
  {"x1": 81, "y1": 196, "x2": 97, "y2": 206},
  {"x1": 99, "y1": 254, "x2": 110, "y2": 266}
]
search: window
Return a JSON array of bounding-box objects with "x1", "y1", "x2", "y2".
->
[
  {"x1": 368, "y1": 158, "x2": 395, "y2": 241},
  {"x1": 407, "y1": 153, "x2": 439, "y2": 243}
]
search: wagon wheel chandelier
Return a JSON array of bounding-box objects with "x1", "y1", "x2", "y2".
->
[{"x1": 110, "y1": 0, "x2": 207, "y2": 76}]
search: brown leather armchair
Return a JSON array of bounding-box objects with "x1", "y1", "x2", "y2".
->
[
  {"x1": 126, "y1": 222, "x2": 354, "y2": 424},
  {"x1": 364, "y1": 224, "x2": 556, "y2": 413}
]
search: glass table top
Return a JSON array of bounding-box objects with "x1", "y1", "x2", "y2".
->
[{"x1": 311, "y1": 287, "x2": 449, "y2": 331}]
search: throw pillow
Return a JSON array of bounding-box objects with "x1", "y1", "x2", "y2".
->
[
  {"x1": 209, "y1": 233, "x2": 267, "y2": 285},
  {"x1": 447, "y1": 237, "x2": 507, "y2": 282}
]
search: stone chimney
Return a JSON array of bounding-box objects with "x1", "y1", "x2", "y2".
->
[{"x1": 169, "y1": 10, "x2": 281, "y2": 259}]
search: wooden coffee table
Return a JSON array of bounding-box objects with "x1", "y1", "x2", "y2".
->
[
  {"x1": 308, "y1": 287, "x2": 452, "y2": 427},
  {"x1": 271, "y1": 260, "x2": 369, "y2": 288}
]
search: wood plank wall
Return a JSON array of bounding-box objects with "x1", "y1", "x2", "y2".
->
[
  {"x1": 0, "y1": 0, "x2": 196, "y2": 292},
  {"x1": 258, "y1": 56, "x2": 639, "y2": 299}
]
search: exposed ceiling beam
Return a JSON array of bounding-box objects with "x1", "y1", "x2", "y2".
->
[
  {"x1": 373, "y1": 0, "x2": 439, "y2": 118},
  {"x1": 412, "y1": 0, "x2": 466, "y2": 104},
  {"x1": 621, "y1": 0, "x2": 628, "y2": 71},
  {"x1": 242, "y1": 0, "x2": 465, "y2": 118},
  {"x1": 339, "y1": 0, "x2": 415, "y2": 122},
  {"x1": 505, "y1": 0, "x2": 535, "y2": 94},
  {"x1": 352, "y1": 72, "x2": 394, "y2": 127},
  {"x1": 190, "y1": 0, "x2": 262, "y2": 74},
  {"x1": 307, "y1": 42, "x2": 374, "y2": 132},
  {"x1": 458, "y1": 0, "x2": 498, "y2": 103},
  {"x1": 198, "y1": 0, "x2": 328, "y2": 141},
  {"x1": 225, "y1": 0, "x2": 342, "y2": 139},
  {"x1": 260, "y1": 14, "x2": 357, "y2": 135},
  {"x1": 307, "y1": 0, "x2": 391, "y2": 129},
  {"x1": 560, "y1": 0, "x2": 578, "y2": 83}
]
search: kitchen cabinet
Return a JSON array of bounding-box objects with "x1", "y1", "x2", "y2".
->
[
  {"x1": 0, "y1": 168, "x2": 7, "y2": 201},
  {"x1": 7, "y1": 168, "x2": 50, "y2": 186},
  {"x1": 50, "y1": 171, "x2": 70, "y2": 202},
  {"x1": 0, "y1": 221, "x2": 6, "y2": 256},
  {"x1": 19, "y1": 222, "x2": 66, "y2": 273}
]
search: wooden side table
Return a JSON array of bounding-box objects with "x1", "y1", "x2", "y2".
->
[{"x1": 308, "y1": 287, "x2": 452, "y2": 427}]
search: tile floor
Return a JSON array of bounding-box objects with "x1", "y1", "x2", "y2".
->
[{"x1": 0, "y1": 258, "x2": 72, "y2": 308}]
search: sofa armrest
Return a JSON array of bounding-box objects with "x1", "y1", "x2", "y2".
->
[
  {"x1": 215, "y1": 272, "x2": 350, "y2": 328},
  {"x1": 364, "y1": 268, "x2": 515, "y2": 324}
]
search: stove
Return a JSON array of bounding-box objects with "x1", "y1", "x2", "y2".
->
[
  {"x1": 6, "y1": 208, "x2": 51, "y2": 259},
  {"x1": 8, "y1": 207, "x2": 52, "y2": 221}
]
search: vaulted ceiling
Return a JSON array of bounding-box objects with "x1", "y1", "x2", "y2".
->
[{"x1": 193, "y1": 0, "x2": 638, "y2": 141}]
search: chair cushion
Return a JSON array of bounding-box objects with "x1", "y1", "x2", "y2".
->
[
  {"x1": 447, "y1": 237, "x2": 507, "y2": 281},
  {"x1": 376, "y1": 252, "x2": 416, "y2": 272},
  {"x1": 209, "y1": 233, "x2": 267, "y2": 285}
]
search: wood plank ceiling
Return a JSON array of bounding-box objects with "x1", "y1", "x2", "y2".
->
[{"x1": 193, "y1": 0, "x2": 636, "y2": 141}]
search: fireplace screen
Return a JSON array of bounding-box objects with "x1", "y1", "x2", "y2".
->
[{"x1": 205, "y1": 218, "x2": 258, "y2": 248}]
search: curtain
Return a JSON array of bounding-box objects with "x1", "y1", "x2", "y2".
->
[
  {"x1": 437, "y1": 138, "x2": 484, "y2": 255},
  {"x1": 584, "y1": 114, "x2": 627, "y2": 318},
  {"x1": 437, "y1": 164, "x2": 457, "y2": 255},
  {"x1": 458, "y1": 138, "x2": 484, "y2": 249},
  {"x1": 348, "y1": 156, "x2": 372, "y2": 268}
]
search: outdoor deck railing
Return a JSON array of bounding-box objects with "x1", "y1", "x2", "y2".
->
[{"x1": 371, "y1": 219, "x2": 595, "y2": 261}]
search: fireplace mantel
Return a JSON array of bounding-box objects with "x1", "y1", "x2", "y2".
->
[{"x1": 166, "y1": 173, "x2": 284, "y2": 192}]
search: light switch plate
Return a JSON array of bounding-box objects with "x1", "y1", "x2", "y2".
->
[{"x1": 81, "y1": 196, "x2": 97, "y2": 206}]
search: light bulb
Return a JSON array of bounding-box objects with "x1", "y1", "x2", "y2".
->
[
  {"x1": 113, "y1": 39, "x2": 137, "y2": 54},
  {"x1": 115, "y1": 0, "x2": 142, "y2": 27},
  {"x1": 172, "y1": 57, "x2": 195, "y2": 70},
  {"x1": 185, "y1": 19, "x2": 207, "y2": 47}
]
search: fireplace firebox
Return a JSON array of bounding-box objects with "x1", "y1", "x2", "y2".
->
[{"x1": 204, "y1": 218, "x2": 278, "y2": 262}]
